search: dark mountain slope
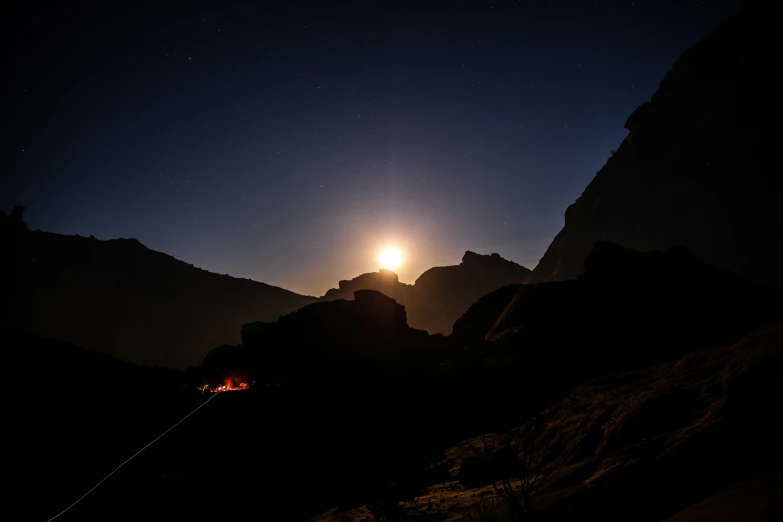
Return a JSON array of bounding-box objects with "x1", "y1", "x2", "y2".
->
[
  {"x1": 529, "y1": 1, "x2": 782, "y2": 287},
  {"x1": 0, "y1": 209, "x2": 315, "y2": 368},
  {"x1": 5, "y1": 329, "x2": 193, "y2": 521}
]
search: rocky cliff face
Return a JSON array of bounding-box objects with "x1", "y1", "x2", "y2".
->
[
  {"x1": 0, "y1": 214, "x2": 315, "y2": 368},
  {"x1": 529, "y1": 2, "x2": 781, "y2": 288},
  {"x1": 320, "y1": 251, "x2": 531, "y2": 335}
]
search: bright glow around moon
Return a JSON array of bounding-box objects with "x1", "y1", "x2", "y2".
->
[{"x1": 379, "y1": 248, "x2": 403, "y2": 270}]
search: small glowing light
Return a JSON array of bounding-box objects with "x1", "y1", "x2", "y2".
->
[{"x1": 380, "y1": 248, "x2": 403, "y2": 270}]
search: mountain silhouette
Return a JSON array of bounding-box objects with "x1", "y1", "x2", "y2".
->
[
  {"x1": 12, "y1": 2, "x2": 783, "y2": 520},
  {"x1": 529, "y1": 0, "x2": 781, "y2": 288},
  {"x1": 1, "y1": 206, "x2": 529, "y2": 368},
  {"x1": 320, "y1": 251, "x2": 531, "y2": 335},
  {"x1": 1, "y1": 208, "x2": 529, "y2": 368},
  {"x1": 31, "y1": 240, "x2": 781, "y2": 521},
  {"x1": 0, "y1": 209, "x2": 315, "y2": 368}
]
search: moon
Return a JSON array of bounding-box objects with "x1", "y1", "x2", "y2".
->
[{"x1": 379, "y1": 248, "x2": 403, "y2": 270}]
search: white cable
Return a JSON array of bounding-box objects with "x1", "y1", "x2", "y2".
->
[{"x1": 46, "y1": 392, "x2": 219, "y2": 521}]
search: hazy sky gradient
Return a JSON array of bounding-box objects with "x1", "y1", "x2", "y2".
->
[{"x1": 2, "y1": 0, "x2": 743, "y2": 295}]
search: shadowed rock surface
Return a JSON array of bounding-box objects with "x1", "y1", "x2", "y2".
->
[
  {"x1": 513, "y1": 314, "x2": 783, "y2": 522},
  {"x1": 661, "y1": 473, "x2": 783, "y2": 522},
  {"x1": 418, "y1": 314, "x2": 783, "y2": 522}
]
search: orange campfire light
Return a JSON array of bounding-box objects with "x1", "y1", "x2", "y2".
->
[{"x1": 197, "y1": 377, "x2": 253, "y2": 394}]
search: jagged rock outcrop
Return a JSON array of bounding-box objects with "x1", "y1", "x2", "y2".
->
[
  {"x1": 320, "y1": 251, "x2": 531, "y2": 335},
  {"x1": 322, "y1": 269, "x2": 410, "y2": 303},
  {"x1": 0, "y1": 211, "x2": 315, "y2": 368},
  {"x1": 529, "y1": 2, "x2": 782, "y2": 288}
]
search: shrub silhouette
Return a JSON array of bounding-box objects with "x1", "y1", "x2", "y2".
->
[
  {"x1": 459, "y1": 421, "x2": 551, "y2": 521},
  {"x1": 350, "y1": 448, "x2": 430, "y2": 522}
]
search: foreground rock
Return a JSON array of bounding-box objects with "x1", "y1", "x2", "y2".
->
[
  {"x1": 239, "y1": 289, "x2": 447, "y2": 385},
  {"x1": 393, "y1": 313, "x2": 783, "y2": 522},
  {"x1": 504, "y1": 314, "x2": 783, "y2": 521},
  {"x1": 662, "y1": 473, "x2": 783, "y2": 522}
]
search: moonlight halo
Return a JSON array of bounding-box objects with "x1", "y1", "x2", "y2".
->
[{"x1": 380, "y1": 248, "x2": 403, "y2": 270}]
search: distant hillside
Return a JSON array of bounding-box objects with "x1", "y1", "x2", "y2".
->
[
  {"x1": 319, "y1": 251, "x2": 531, "y2": 335},
  {"x1": 0, "y1": 209, "x2": 315, "y2": 369},
  {"x1": 0, "y1": 207, "x2": 528, "y2": 366},
  {"x1": 529, "y1": 1, "x2": 781, "y2": 287}
]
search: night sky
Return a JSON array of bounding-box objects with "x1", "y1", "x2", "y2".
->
[{"x1": 2, "y1": 1, "x2": 743, "y2": 296}]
